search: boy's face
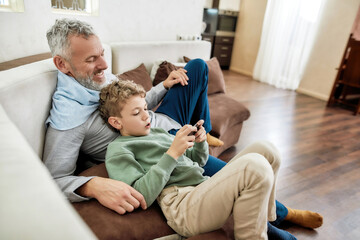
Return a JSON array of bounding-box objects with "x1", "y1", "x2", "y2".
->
[{"x1": 116, "y1": 95, "x2": 151, "y2": 136}]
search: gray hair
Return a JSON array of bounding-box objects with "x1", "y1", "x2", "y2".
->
[{"x1": 46, "y1": 18, "x2": 96, "y2": 59}]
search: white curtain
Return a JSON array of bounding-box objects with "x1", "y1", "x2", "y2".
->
[{"x1": 253, "y1": 0, "x2": 325, "y2": 90}]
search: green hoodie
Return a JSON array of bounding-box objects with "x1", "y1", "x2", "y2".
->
[{"x1": 105, "y1": 128, "x2": 209, "y2": 207}]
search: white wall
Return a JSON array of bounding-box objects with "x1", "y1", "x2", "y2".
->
[
  {"x1": 230, "y1": 0, "x2": 267, "y2": 76},
  {"x1": 204, "y1": 0, "x2": 241, "y2": 10},
  {"x1": 0, "y1": 0, "x2": 205, "y2": 62},
  {"x1": 219, "y1": 0, "x2": 241, "y2": 11},
  {"x1": 297, "y1": 0, "x2": 360, "y2": 101},
  {"x1": 230, "y1": 0, "x2": 360, "y2": 101}
]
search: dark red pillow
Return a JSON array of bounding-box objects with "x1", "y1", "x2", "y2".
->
[
  {"x1": 116, "y1": 63, "x2": 153, "y2": 91},
  {"x1": 152, "y1": 61, "x2": 181, "y2": 86}
]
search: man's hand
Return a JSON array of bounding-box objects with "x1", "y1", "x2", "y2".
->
[
  {"x1": 77, "y1": 177, "x2": 147, "y2": 215},
  {"x1": 163, "y1": 68, "x2": 189, "y2": 89}
]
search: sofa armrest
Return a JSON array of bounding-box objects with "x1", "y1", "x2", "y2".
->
[{"x1": 0, "y1": 105, "x2": 96, "y2": 239}]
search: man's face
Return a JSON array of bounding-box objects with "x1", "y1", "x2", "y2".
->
[
  {"x1": 65, "y1": 35, "x2": 109, "y2": 90},
  {"x1": 117, "y1": 95, "x2": 151, "y2": 137}
]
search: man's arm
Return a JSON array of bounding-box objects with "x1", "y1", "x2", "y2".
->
[
  {"x1": 43, "y1": 125, "x2": 146, "y2": 214},
  {"x1": 76, "y1": 176, "x2": 146, "y2": 214},
  {"x1": 145, "y1": 83, "x2": 167, "y2": 110},
  {"x1": 43, "y1": 125, "x2": 93, "y2": 202}
]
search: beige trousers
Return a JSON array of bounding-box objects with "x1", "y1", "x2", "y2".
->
[{"x1": 157, "y1": 141, "x2": 281, "y2": 240}]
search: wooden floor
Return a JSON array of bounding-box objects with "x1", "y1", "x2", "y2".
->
[{"x1": 218, "y1": 70, "x2": 360, "y2": 240}]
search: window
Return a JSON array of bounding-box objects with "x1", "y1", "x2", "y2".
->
[
  {"x1": 51, "y1": 0, "x2": 99, "y2": 16},
  {"x1": 253, "y1": 0, "x2": 325, "y2": 90},
  {"x1": 0, "y1": 0, "x2": 24, "y2": 12}
]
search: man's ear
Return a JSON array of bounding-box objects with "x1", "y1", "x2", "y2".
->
[
  {"x1": 53, "y1": 55, "x2": 70, "y2": 74},
  {"x1": 108, "y1": 116, "x2": 122, "y2": 130}
]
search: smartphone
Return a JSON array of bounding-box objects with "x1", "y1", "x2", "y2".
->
[{"x1": 188, "y1": 123, "x2": 200, "y2": 136}]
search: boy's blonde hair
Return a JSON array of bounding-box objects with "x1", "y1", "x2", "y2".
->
[{"x1": 99, "y1": 80, "x2": 146, "y2": 131}]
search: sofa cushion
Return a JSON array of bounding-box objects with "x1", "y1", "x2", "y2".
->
[
  {"x1": 73, "y1": 199, "x2": 177, "y2": 240},
  {"x1": 208, "y1": 93, "x2": 250, "y2": 137},
  {"x1": 184, "y1": 57, "x2": 226, "y2": 95},
  {"x1": 75, "y1": 163, "x2": 177, "y2": 239},
  {"x1": 153, "y1": 61, "x2": 181, "y2": 86},
  {"x1": 116, "y1": 63, "x2": 153, "y2": 91},
  {"x1": 76, "y1": 163, "x2": 235, "y2": 240},
  {"x1": 205, "y1": 57, "x2": 226, "y2": 95},
  {"x1": 150, "y1": 59, "x2": 165, "y2": 81},
  {"x1": 150, "y1": 60, "x2": 187, "y2": 83}
]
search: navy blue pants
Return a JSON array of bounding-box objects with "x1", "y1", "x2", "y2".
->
[
  {"x1": 156, "y1": 58, "x2": 212, "y2": 133},
  {"x1": 156, "y1": 58, "x2": 288, "y2": 226}
]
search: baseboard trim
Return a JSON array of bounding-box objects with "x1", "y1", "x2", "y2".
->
[
  {"x1": 229, "y1": 66, "x2": 253, "y2": 77},
  {"x1": 296, "y1": 87, "x2": 329, "y2": 101}
]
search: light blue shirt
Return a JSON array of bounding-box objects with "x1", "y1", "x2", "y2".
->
[{"x1": 46, "y1": 71, "x2": 116, "y2": 130}]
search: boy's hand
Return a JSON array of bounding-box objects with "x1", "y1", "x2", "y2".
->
[
  {"x1": 192, "y1": 120, "x2": 206, "y2": 143},
  {"x1": 166, "y1": 124, "x2": 196, "y2": 159}
]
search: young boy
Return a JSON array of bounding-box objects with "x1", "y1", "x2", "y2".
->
[{"x1": 99, "y1": 80, "x2": 281, "y2": 239}]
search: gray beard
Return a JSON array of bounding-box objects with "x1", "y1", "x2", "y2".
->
[{"x1": 77, "y1": 76, "x2": 111, "y2": 91}]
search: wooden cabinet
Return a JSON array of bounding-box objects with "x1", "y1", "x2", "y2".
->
[
  {"x1": 202, "y1": 34, "x2": 235, "y2": 69},
  {"x1": 201, "y1": 34, "x2": 215, "y2": 48},
  {"x1": 213, "y1": 36, "x2": 234, "y2": 69}
]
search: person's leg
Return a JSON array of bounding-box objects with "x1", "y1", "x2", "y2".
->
[
  {"x1": 267, "y1": 222, "x2": 297, "y2": 240},
  {"x1": 156, "y1": 58, "x2": 211, "y2": 132},
  {"x1": 158, "y1": 153, "x2": 276, "y2": 239},
  {"x1": 271, "y1": 200, "x2": 323, "y2": 229},
  {"x1": 204, "y1": 154, "x2": 297, "y2": 240},
  {"x1": 226, "y1": 141, "x2": 323, "y2": 228},
  {"x1": 271, "y1": 200, "x2": 289, "y2": 226},
  {"x1": 202, "y1": 155, "x2": 226, "y2": 177},
  {"x1": 227, "y1": 140, "x2": 281, "y2": 220},
  {"x1": 234, "y1": 141, "x2": 323, "y2": 229},
  {"x1": 156, "y1": 59, "x2": 224, "y2": 146},
  {"x1": 203, "y1": 154, "x2": 291, "y2": 224},
  {"x1": 203, "y1": 151, "x2": 286, "y2": 222},
  {"x1": 283, "y1": 206, "x2": 323, "y2": 229}
]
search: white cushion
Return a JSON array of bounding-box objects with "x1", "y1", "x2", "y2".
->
[
  {"x1": 111, "y1": 41, "x2": 211, "y2": 74},
  {"x1": 0, "y1": 59, "x2": 57, "y2": 158},
  {"x1": 150, "y1": 59, "x2": 166, "y2": 81},
  {"x1": 102, "y1": 43, "x2": 112, "y2": 74}
]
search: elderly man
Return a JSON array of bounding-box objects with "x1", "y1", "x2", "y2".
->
[{"x1": 43, "y1": 18, "x2": 322, "y2": 240}]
